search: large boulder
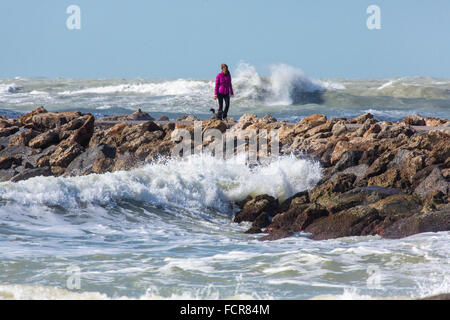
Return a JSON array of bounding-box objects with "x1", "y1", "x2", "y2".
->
[
  {"x1": 414, "y1": 167, "x2": 449, "y2": 200},
  {"x1": 0, "y1": 126, "x2": 19, "y2": 137},
  {"x1": 30, "y1": 111, "x2": 82, "y2": 131},
  {"x1": 65, "y1": 143, "x2": 116, "y2": 176},
  {"x1": 28, "y1": 130, "x2": 60, "y2": 149},
  {"x1": 70, "y1": 115, "x2": 95, "y2": 148},
  {"x1": 325, "y1": 186, "x2": 401, "y2": 214},
  {"x1": 49, "y1": 140, "x2": 84, "y2": 168},
  {"x1": 10, "y1": 167, "x2": 52, "y2": 182},
  {"x1": 382, "y1": 209, "x2": 450, "y2": 239},
  {"x1": 369, "y1": 194, "x2": 422, "y2": 217},
  {"x1": 0, "y1": 155, "x2": 22, "y2": 169},
  {"x1": 8, "y1": 129, "x2": 39, "y2": 147},
  {"x1": 234, "y1": 195, "x2": 278, "y2": 223},
  {"x1": 304, "y1": 205, "x2": 381, "y2": 240},
  {"x1": 309, "y1": 173, "x2": 356, "y2": 207}
]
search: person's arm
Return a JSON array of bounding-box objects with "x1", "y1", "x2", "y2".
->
[
  {"x1": 230, "y1": 76, "x2": 234, "y2": 96},
  {"x1": 215, "y1": 74, "x2": 220, "y2": 97}
]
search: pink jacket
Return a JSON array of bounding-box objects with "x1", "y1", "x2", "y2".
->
[{"x1": 215, "y1": 72, "x2": 234, "y2": 96}]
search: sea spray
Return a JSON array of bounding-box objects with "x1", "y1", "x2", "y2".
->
[{"x1": 0, "y1": 154, "x2": 322, "y2": 212}]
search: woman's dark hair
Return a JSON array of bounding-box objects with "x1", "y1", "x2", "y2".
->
[{"x1": 221, "y1": 64, "x2": 230, "y2": 76}]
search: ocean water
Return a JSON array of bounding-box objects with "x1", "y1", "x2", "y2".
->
[
  {"x1": 0, "y1": 64, "x2": 449, "y2": 300},
  {"x1": 1, "y1": 62, "x2": 449, "y2": 121}
]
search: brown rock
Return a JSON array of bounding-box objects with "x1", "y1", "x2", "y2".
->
[
  {"x1": 49, "y1": 140, "x2": 84, "y2": 168},
  {"x1": 234, "y1": 195, "x2": 278, "y2": 223},
  {"x1": 348, "y1": 113, "x2": 374, "y2": 124},
  {"x1": 106, "y1": 122, "x2": 127, "y2": 136},
  {"x1": 404, "y1": 114, "x2": 425, "y2": 126},
  {"x1": 70, "y1": 115, "x2": 94, "y2": 147},
  {"x1": 8, "y1": 129, "x2": 39, "y2": 147},
  {"x1": 414, "y1": 167, "x2": 449, "y2": 200},
  {"x1": 382, "y1": 209, "x2": 450, "y2": 239},
  {"x1": 309, "y1": 173, "x2": 356, "y2": 207},
  {"x1": 31, "y1": 111, "x2": 82, "y2": 131},
  {"x1": 369, "y1": 194, "x2": 422, "y2": 217},
  {"x1": 304, "y1": 205, "x2": 381, "y2": 240},
  {"x1": 0, "y1": 155, "x2": 22, "y2": 169},
  {"x1": 0, "y1": 126, "x2": 19, "y2": 137},
  {"x1": 28, "y1": 130, "x2": 60, "y2": 149},
  {"x1": 19, "y1": 106, "x2": 47, "y2": 126}
]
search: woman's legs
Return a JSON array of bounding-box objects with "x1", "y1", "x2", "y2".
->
[
  {"x1": 217, "y1": 94, "x2": 224, "y2": 119},
  {"x1": 218, "y1": 94, "x2": 230, "y2": 119},
  {"x1": 223, "y1": 94, "x2": 230, "y2": 119}
]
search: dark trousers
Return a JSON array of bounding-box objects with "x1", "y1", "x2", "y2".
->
[{"x1": 217, "y1": 94, "x2": 230, "y2": 119}]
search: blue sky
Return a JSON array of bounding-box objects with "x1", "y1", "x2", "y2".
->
[{"x1": 1, "y1": 0, "x2": 449, "y2": 79}]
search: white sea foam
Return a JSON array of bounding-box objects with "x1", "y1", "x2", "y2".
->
[{"x1": 0, "y1": 154, "x2": 322, "y2": 212}]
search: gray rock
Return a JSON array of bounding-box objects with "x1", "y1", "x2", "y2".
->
[
  {"x1": 414, "y1": 167, "x2": 449, "y2": 199},
  {"x1": 10, "y1": 167, "x2": 52, "y2": 182},
  {"x1": 66, "y1": 143, "x2": 116, "y2": 176}
]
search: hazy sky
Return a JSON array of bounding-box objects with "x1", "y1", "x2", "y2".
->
[{"x1": 1, "y1": 0, "x2": 449, "y2": 79}]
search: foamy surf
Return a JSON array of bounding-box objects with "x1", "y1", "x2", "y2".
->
[{"x1": 0, "y1": 154, "x2": 321, "y2": 212}]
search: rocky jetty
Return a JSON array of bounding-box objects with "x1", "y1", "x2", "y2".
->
[
  {"x1": 0, "y1": 108, "x2": 449, "y2": 241},
  {"x1": 232, "y1": 113, "x2": 450, "y2": 241}
]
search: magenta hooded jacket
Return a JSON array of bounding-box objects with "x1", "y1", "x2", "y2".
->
[{"x1": 215, "y1": 72, "x2": 234, "y2": 96}]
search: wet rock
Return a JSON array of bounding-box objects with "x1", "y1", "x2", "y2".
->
[
  {"x1": 295, "y1": 114, "x2": 327, "y2": 134},
  {"x1": 422, "y1": 191, "x2": 446, "y2": 212},
  {"x1": 49, "y1": 140, "x2": 84, "y2": 168},
  {"x1": 245, "y1": 226, "x2": 263, "y2": 234},
  {"x1": 8, "y1": 129, "x2": 39, "y2": 147},
  {"x1": 365, "y1": 151, "x2": 395, "y2": 178},
  {"x1": 28, "y1": 130, "x2": 60, "y2": 149},
  {"x1": 367, "y1": 168, "x2": 402, "y2": 189},
  {"x1": 0, "y1": 126, "x2": 19, "y2": 137},
  {"x1": 414, "y1": 167, "x2": 449, "y2": 200},
  {"x1": 331, "y1": 121, "x2": 347, "y2": 137},
  {"x1": 333, "y1": 150, "x2": 363, "y2": 173},
  {"x1": 404, "y1": 114, "x2": 425, "y2": 126},
  {"x1": 0, "y1": 155, "x2": 22, "y2": 169},
  {"x1": 70, "y1": 115, "x2": 94, "y2": 148},
  {"x1": 0, "y1": 145, "x2": 37, "y2": 158},
  {"x1": 10, "y1": 167, "x2": 52, "y2": 182},
  {"x1": 19, "y1": 106, "x2": 47, "y2": 126},
  {"x1": 369, "y1": 194, "x2": 422, "y2": 217},
  {"x1": 382, "y1": 209, "x2": 450, "y2": 239},
  {"x1": 113, "y1": 152, "x2": 141, "y2": 172},
  {"x1": 27, "y1": 145, "x2": 58, "y2": 167},
  {"x1": 259, "y1": 229, "x2": 293, "y2": 241},
  {"x1": 0, "y1": 169, "x2": 17, "y2": 182},
  {"x1": 325, "y1": 186, "x2": 401, "y2": 214},
  {"x1": 156, "y1": 116, "x2": 170, "y2": 121},
  {"x1": 252, "y1": 212, "x2": 272, "y2": 228},
  {"x1": 348, "y1": 113, "x2": 374, "y2": 124},
  {"x1": 304, "y1": 205, "x2": 381, "y2": 240},
  {"x1": 309, "y1": 173, "x2": 356, "y2": 207},
  {"x1": 292, "y1": 203, "x2": 329, "y2": 231},
  {"x1": 31, "y1": 111, "x2": 82, "y2": 131},
  {"x1": 234, "y1": 195, "x2": 278, "y2": 223},
  {"x1": 65, "y1": 143, "x2": 116, "y2": 176}
]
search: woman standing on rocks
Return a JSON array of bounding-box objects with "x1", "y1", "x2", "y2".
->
[{"x1": 214, "y1": 64, "x2": 234, "y2": 120}]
